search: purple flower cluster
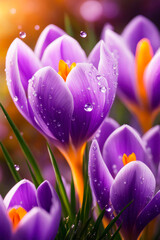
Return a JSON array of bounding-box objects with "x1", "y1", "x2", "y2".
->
[{"x1": 4, "y1": 14, "x2": 160, "y2": 239}]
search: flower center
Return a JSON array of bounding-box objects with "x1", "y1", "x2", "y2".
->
[
  {"x1": 8, "y1": 207, "x2": 27, "y2": 230},
  {"x1": 135, "y1": 38, "x2": 153, "y2": 107},
  {"x1": 58, "y1": 60, "x2": 76, "y2": 81},
  {"x1": 122, "y1": 152, "x2": 136, "y2": 166}
]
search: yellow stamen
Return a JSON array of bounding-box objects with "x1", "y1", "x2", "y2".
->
[
  {"x1": 8, "y1": 207, "x2": 27, "y2": 230},
  {"x1": 58, "y1": 60, "x2": 76, "y2": 81},
  {"x1": 135, "y1": 38, "x2": 153, "y2": 107},
  {"x1": 122, "y1": 153, "x2": 136, "y2": 166}
]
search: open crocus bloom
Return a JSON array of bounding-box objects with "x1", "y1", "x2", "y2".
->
[
  {"x1": 6, "y1": 24, "x2": 118, "y2": 203},
  {"x1": 0, "y1": 179, "x2": 61, "y2": 240},
  {"x1": 89, "y1": 134, "x2": 160, "y2": 239},
  {"x1": 102, "y1": 15, "x2": 160, "y2": 132}
]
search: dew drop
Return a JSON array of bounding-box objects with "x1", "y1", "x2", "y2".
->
[
  {"x1": 19, "y1": 31, "x2": 26, "y2": 39},
  {"x1": 14, "y1": 96, "x2": 18, "y2": 102},
  {"x1": 14, "y1": 164, "x2": 20, "y2": 171},
  {"x1": 124, "y1": 181, "x2": 127, "y2": 184},
  {"x1": 84, "y1": 103, "x2": 93, "y2": 112},
  {"x1": 9, "y1": 136, "x2": 13, "y2": 140},
  {"x1": 80, "y1": 31, "x2": 87, "y2": 38},
  {"x1": 99, "y1": 86, "x2": 107, "y2": 93}
]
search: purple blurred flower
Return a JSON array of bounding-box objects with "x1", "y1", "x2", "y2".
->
[
  {"x1": 0, "y1": 179, "x2": 61, "y2": 240},
  {"x1": 6, "y1": 24, "x2": 118, "y2": 203},
  {"x1": 143, "y1": 125, "x2": 160, "y2": 188},
  {"x1": 102, "y1": 15, "x2": 160, "y2": 132},
  {"x1": 89, "y1": 126, "x2": 160, "y2": 239}
]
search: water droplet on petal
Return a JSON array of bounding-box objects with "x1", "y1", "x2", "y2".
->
[
  {"x1": 14, "y1": 96, "x2": 18, "y2": 102},
  {"x1": 124, "y1": 181, "x2": 127, "y2": 184},
  {"x1": 80, "y1": 31, "x2": 87, "y2": 38},
  {"x1": 84, "y1": 103, "x2": 93, "y2": 112},
  {"x1": 99, "y1": 86, "x2": 107, "y2": 93},
  {"x1": 19, "y1": 31, "x2": 26, "y2": 39},
  {"x1": 9, "y1": 136, "x2": 13, "y2": 140},
  {"x1": 14, "y1": 164, "x2": 20, "y2": 171}
]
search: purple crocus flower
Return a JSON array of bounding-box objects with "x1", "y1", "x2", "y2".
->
[
  {"x1": 6, "y1": 25, "x2": 118, "y2": 203},
  {"x1": 89, "y1": 126, "x2": 160, "y2": 240},
  {"x1": 102, "y1": 15, "x2": 160, "y2": 132},
  {"x1": 143, "y1": 125, "x2": 160, "y2": 188},
  {"x1": 0, "y1": 179, "x2": 61, "y2": 240}
]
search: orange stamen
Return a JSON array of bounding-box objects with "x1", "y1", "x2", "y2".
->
[
  {"x1": 58, "y1": 60, "x2": 76, "y2": 81},
  {"x1": 135, "y1": 38, "x2": 153, "y2": 107},
  {"x1": 122, "y1": 153, "x2": 136, "y2": 166},
  {"x1": 8, "y1": 207, "x2": 27, "y2": 230}
]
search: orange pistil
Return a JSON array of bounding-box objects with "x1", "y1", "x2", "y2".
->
[
  {"x1": 135, "y1": 38, "x2": 153, "y2": 108},
  {"x1": 8, "y1": 207, "x2": 27, "y2": 230},
  {"x1": 122, "y1": 153, "x2": 136, "y2": 166},
  {"x1": 58, "y1": 60, "x2": 76, "y2": 81}
]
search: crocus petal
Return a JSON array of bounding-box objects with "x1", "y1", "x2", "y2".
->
[
  {"x1": 88, "y1": 40, "x2": 103, "y2": 69},
  {"x1": 110, "y1": 161, "x2": 156, "y2": 240},
  {"x1": 0, "y1": 196, "x2": 12, "y2": 240},
  {"x1": 35, "y1": 24, "x2": 65, "y2": 59},
  {"x1": 67, "y1": 63, "x2": 109, "y2": 148},
  {"x1": 101, "y1": 23, "x2": 114, "y2": 41},
  {"x1": 37, "y1": 181, "x2": 61, "y2": 239},
  {"x1": 143, "y1": 125, "x2": 160, "y2": 170},
  {"x1": 95, "y1": 117, "x2": 120, "y2": 153},
  {"x1": 89, "y1": 140, "x2": 113, "y2": 218},
  {"x1": 28, "y1": 66, "x2": 73, "y2": 145},
  {"x1": 103, "y1": 125, "x2": 149, "y2": 178},
  {"x1": 4, "y1": 180, "x2": 37, "y2": 212},
  {"x1": 135, "y1": 191, "x2": 160, "y2": 239},
  {"x1": 41, "y1": 35, "x2": 87, "y2": 72},
  {"x1": 144, "y1": 49, "x2": 160, "y2": 110},
  {"x1": 98, "y1": 42, "x2": 118, "y2": 111},
  {"x1": 122, "y1": 15, "x2": 160, "y2": 54},
  {"x1": 13, "y1": 208, "x2": 54, "y2": 240},
  {"x1": 6, "y1": 38, "x2": 42, "y2": 124},
  {"x1": 103, "y1": 29, "x2": 138, "y2": 104},
  {"x1": 89, "y1": 40, "x2": 118, "y2": 112}
]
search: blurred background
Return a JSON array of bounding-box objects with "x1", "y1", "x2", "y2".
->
[{"x1": 0, "y1": 0, "x2": 160, "y2": 195}]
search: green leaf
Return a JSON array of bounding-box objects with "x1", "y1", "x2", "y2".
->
[
  {"x1": 98, "y1": 200, "x2": 133, "y2": 240},
  {"x1": 47, "y1": 142, "x2": 73, "y2": 220},
  {"x1": 64, "y1": 14, "x2": 74, "y2": 37},
  {"x1": 25, "y1": 161, "x2": 39, "y2": 188},
  {"x1": 70, "y1": 175, "x2": 76, "y2": 215},
  {"x1": 0, "y1": 142, "x2": 21, "y2": 182},
  {"x1": 0, "y1": 103, "x2": 43, "y2": 184}
]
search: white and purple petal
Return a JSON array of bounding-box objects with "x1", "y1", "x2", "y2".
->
[
  {"x1": 67, "y1": 63, "x2": 109, "y2": 148},
  {"x1": 95, "y1": 117, "x2": 119, "y2": 153},
  {"x1": 144, "y1": 49, "x2": 160, "y2": 110},
  {"x1": 4, "y1": 179, "x2": 37, "y2": 212},
  {"x1": 110, "y1": 161, "x2": 156, "y2": 240},
  {"x1": 41, "y1": 35, "x2": 87, "y2": 71},
  {"x1": 89, "y1": 140, "x2": 113, "y2": 218},
  {"x1": 103, "y1": 125, "x2": 149, "y2": 178},
  {"x1": 0, "y1": 196, "x2": 12, "y2": 240},
  {"x1": 122, "y1": 15, "x2": 160, "y2": 54},
  {"x1": 103, "y1": 29, "x2": 138, "y2": 104},
  {"x1": 35, "y1": 24, "x2": 66, "y2": 59},
  {"x1": 135, "y1": 191, "x2": 160, "y2": 239},
  {"x1": 28, "y1": 66, "x2": 73, "y2": 146}
]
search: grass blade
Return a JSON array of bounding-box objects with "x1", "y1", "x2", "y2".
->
[
  {"x1": 47, "y1": 142, "x2": 73, "y2": 220},
  {"x1": 64, "y1": 14, "x2": 74, "y2": 37},
  {"x1": 0, "y1": 103, "x2": 43, "y2": 184},
  {"x1": 0, "y1": 142, "x2": 21, "y2": 182},
  {"x1": 71, "y1": 175, "x2": 76, "y2": 215}
]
